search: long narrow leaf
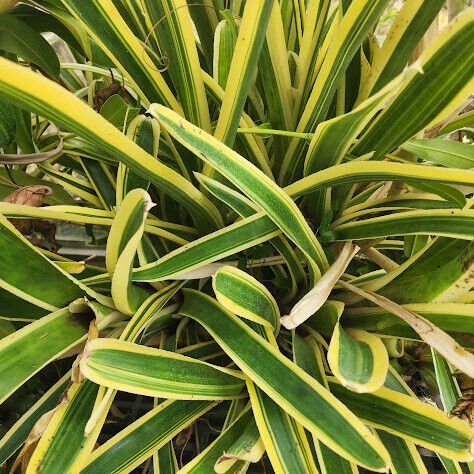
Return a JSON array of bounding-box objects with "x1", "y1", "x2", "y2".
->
[
  {"x1": 81, "y1": 338, "x2": 245, "y2": 399},
  {"x1": 0, "y1": 58, "x2": 222, "y2": 232},
  {"x1": 179, "y1": 289, "x2": 390, "y2": 471}
]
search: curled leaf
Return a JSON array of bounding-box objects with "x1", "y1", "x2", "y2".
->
[
  {"x1": 328, "y1": 326, "x2": 389, "y2": 393},
  {"x1": 338, "y1": 280, "x2": 474, "y2": 379},
  {"x1": 3, "y1": 185, "x2": 52, "y2": 206},
  {"x1": 281, "y1": 242, "x2": 359, "y2": 329}
]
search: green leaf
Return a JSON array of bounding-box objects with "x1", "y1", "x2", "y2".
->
[
  {"x1": 197, "y1": 172, "x2": 306, "y2": 298},
  {"x1": 141, "y1": 0, "x2": 211, "y2": 131},
  {"x1": 80, "y1": 158, "x2": 116, "y2": 209},
  {"x1": 11, "y1": 4, "x2": 86, "y2": 56},
  {"x1": 376, "y1": 430, "x2": 428, "y2": 474},
  {"x1": 0, "y1": 214, "x2": 110, "y2": 310},
  {"x1": 106, "y1": 188, "x2": 153, "y2": 314},
  {"x1": 292, "y1": 334, "x2": 359, "y2": 474},
  {"x1": 344, "y1": 302, "x2": 474, "y2": 342},
  {"x1": 375, "y1": 237, "x2": 473, "y2": 304},
  {"x1": 0, "y1": 318, "x2": 15, "y2": 338},
  {"x1": 179, "y1": 407, "x2": 253, "y2": 473},
  {"x1": 99, "y1": 94, "x2": 138, "y2": 128},
  {"x1": 132, "y1": 212, "x2": 280, "y2": 282},
  {"x1": 333, "y1": 209, "x2": 474, "y2": 241},
  {"x1": 213, "y1": 265, "x2": 280, "y2": 330},
  {"x1": 280, "y1": 0, "x2": 391, "y2": 184},
  {"x1": 213, "y1": 0, "x2": 274, "y2": 147},
  {"x1": 117, "y1": 114, "x2": 160, "y2": 202},
  {"x1": 401, "y1": 138, "x2": 474, "y2": 170},
  {"x1": 58, "y1": 0, "x2": 180, "y2": 107},
  {"x1": 151, "y1": 105, "x2": 328, "y2": 278},
  {"x1": 0, "y1": 13, "x2": 59, "y2": 80},
  {"x1": 213, "y1": 14, "x2": 238, "y2": 89},
  {"x1": 359, "y1": 0, "x2": 445, "y2": 98},
  {"x1": 0, "y1": 57, "x2": 223, "y2": 232},
  {"x1": 0, "y1": 95, "x2": 16, "y2": 148}
]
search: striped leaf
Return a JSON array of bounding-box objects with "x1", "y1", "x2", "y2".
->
[
  {"x1": 304, "y1": 69, "x2": 412, "y2": 176},
  {"x1": 2, "y1": 3, "x2": 473, "y2": 473},
  {"x1": 38, "y1": 163, "x2": 101, "y2": 206},
  {"x1": 150, "y1": 105, "x2": 328, "y2": 277},
  {"x1": 216, "y1": 272, "x2": 318, "y2": 473},
  {"x1": 0, "y1": 202, "x2": 190, "y2": 245},
  {"x1": 77, "y1": 283, "x2": 184, "y2": 455},
  {"x1": 0, "y1": 57, "x2": 223, "y2": 232},
  {"x1": 83, "y1": 398, "x2": 214, "y2": 474},
  {"x1": 202, "y1": 71, "x2": 274, "y2": 177},
  {"x1": 179, "y1": 407, "x2": 254, "y2": 473},
  {"x1": 58, "y1": 0, "x2": 180, "y2": 107},
  {"x1": 334, "y1": 209, "x2": 474, "y2": 241},
  {"x1": 339, "y1": 280, "x2": 474, "y2": 378},
  {"x1": 432, "y1": 350, "x2": 465, "y2": 474},
  {"x1": 258, "y1": 2, "x2": 295, "y2": 162},
  {"x1": 358, "y1": 0, "x2": 445, "y2": 98},
  {"x1": 81, "y1": 338, "x2": 246, "y2": 399},
  {"x1": 120, "y1": 281, "x2": 183, "y2": 343},
  {"x1": 0, "y1": 373, "x2": 69, "y2": 465},
  {"x1": 400, "y1": 138, "x2": 474, "y2": 170},
  {"x1": 106, "y1": 189, "x2": 152, "y2": 275},
  {"x1": 27, "y1": 381, "x2": 100, "y2": 474},
  {"x1": 353, "y1": 10, "x2": 474, "y2": 159},
  {"x1": 247, "y1": 378, "x2": 319, "y2": 474},
  {"x1": 293, "y1": 334, "x2": 359, "y2": 474},
  {"x1": 286, "y1": 161, "x2": 474, "y2": 199},
  {"x1": 214, "y1": 265, "x2": 318, "y2": 473},
  {"x1": 187, "y1": 0, "x2": 218, "y2": 71},
  {"x1": 213, "y1": 265, "x2": 280, "y2": 330},
  {"x1": 213, "y1": 0, "x2": 274, "y2": 147},
  {"x1": 376, "y1": 430, "x2": 428, "y2": 474},
  {"x1": 179, "y1": 289, "x2": 390, "y2": 471},
  {"x1": 328, "y1": 378, "x2": 473, "y2": 461},
  {"x1": 294, "y1": 0, "x2": 331, "y2": 112},
  {"x1": 213, "y1": 14, "x2": 238, "y2": 89},
  {"x1": 0, "y1": 214, "x2": 91, "y2": 311},
  {"x1": 107, "y1": 188, "x2": 153, "y2": 314},
  {"x1": 214, "y1": 411, "x2": 264, "y2": 473},
  {"x1": 280, "y1": 0, "x2": 390, "y2": 184},
  {"x1": 116, "y1": 114, "x2": 160, "y2": 203},
  {"x1": 303, "y1": 71, "x2": 413, "y2": 221},
  {"x1": 328, "y1": 326, "x2": 389, "y2": 393},
  {"x1": 344, "y1": 303, "x2": 474, "y2": 343},
  {"x1": 370, "y1": 237, "x2": 473, "y2": 304},
  {"x1": 132, "y1": 212, "x2": 280, "y2": 281},
  {"x1": 197, "y1": 172, "x2": 306, "y2": 298},
  {"x1": 140, "y1": 0, "x2": 211, "y2": 130}
]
